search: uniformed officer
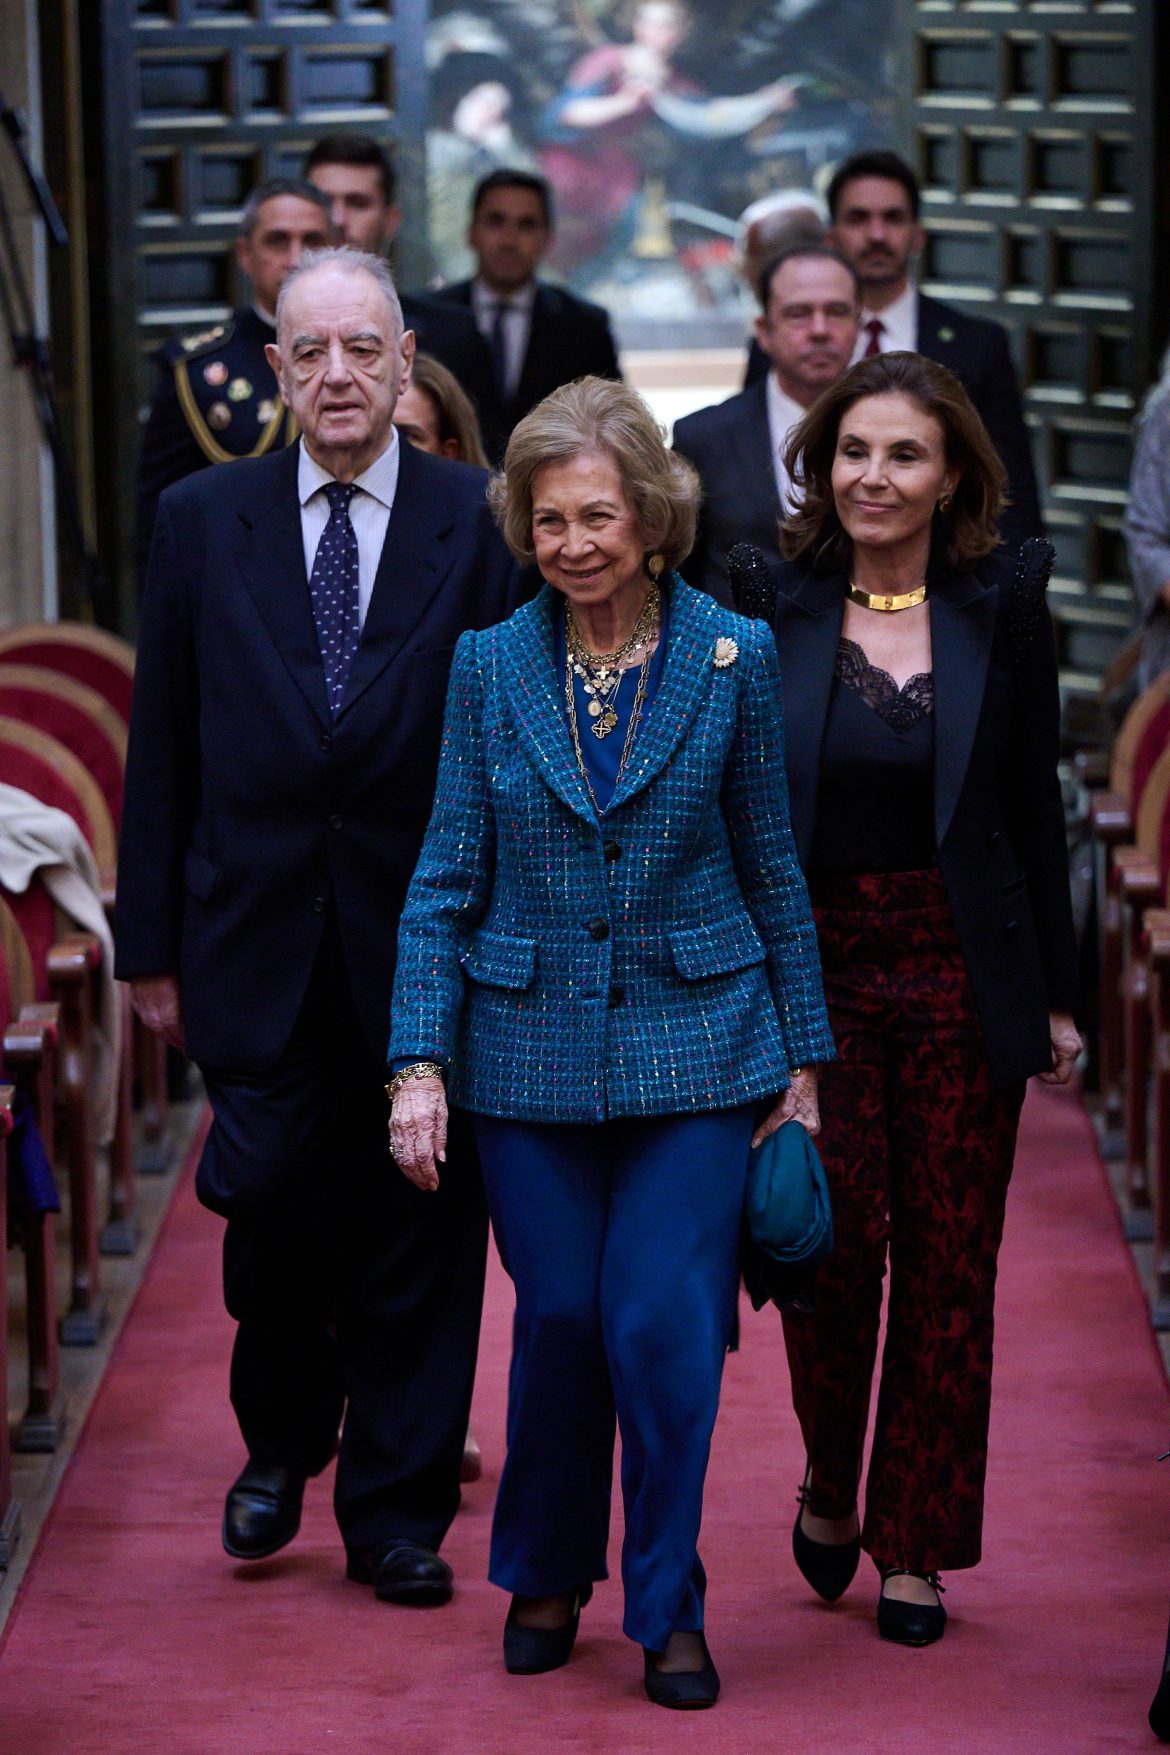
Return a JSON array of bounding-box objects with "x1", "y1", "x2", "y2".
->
[{"x1": 135, "y1": 177, "x2": 334, "y2": 583}]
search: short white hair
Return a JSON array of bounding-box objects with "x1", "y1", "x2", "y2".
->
[{"x1": 275, "y1": 247, "x2": 404, "y2": 343}]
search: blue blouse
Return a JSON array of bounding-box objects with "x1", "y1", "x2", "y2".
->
[{"x1": 554, "y1": 593, "x2": 669, "y2": 812}]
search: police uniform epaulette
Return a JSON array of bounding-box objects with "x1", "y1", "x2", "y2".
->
[
  {"x1": 168, "y1": 308, "x2": 296, "y2": 466},
  {"x1": 180, "y1": 319, "x2": 233, "y2": 359}
]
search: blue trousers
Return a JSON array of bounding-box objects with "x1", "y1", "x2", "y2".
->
[{"x1": 474, "y1": 1106, "x2": 753, "y2": 1652}]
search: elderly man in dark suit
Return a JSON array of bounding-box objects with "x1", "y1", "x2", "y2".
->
[
  {"x1": 675, "y1": 246, "x2": 859, "y2": 607},
  {"x1": 434, "y1": 170, "x2": 622, "y2": 464},
  {"x1": 744, "y1": 150, "x2": 1044, "y2": 552},
  {"x1": 116, "y1": 248, "x2": 523, "y2": 1606}
]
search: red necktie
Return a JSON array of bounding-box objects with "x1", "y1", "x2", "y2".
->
[{"x1": 863, "y1": 317, "x2": 884, "y2": 358}]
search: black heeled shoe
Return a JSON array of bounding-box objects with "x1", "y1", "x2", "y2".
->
[
  {"x1": 1149, "y1": 1609, "x2": 1170, "y2": 1741},
  {"x1": 503, "y1": 1584, "x2": 592, "y2": 1675},
  {"x1": 642, "y1": 1636, "x2": 720, "y2": 1710},
  {"x1": 791, "y1": 1478, "x2": 860, "y2": 1603},
  {"x1": 877, "y1": 1568, "x2": 947, "y2": 1646}
]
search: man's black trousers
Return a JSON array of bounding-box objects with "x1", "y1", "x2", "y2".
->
[{"x1": 194, "y1": 917, "x2": 487, "y2": 1555}]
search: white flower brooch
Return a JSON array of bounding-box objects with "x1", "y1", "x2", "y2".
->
[{"x1": 713, "y1": 637, "x2": 740, "y2": 669}]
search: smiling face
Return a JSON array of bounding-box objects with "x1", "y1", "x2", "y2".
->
[
  {"x1": 530, "y1": 451, "x2": 646, "y2": 613},
  {"x1": 267, "y1": 263, "x2": 414, "y2": 478},
  {"x1": 831, "y1": 391, "x2": 959, "y2": 557},
  {"x1": 755, "y1": 254, "x2": 859, "y2": 407}
]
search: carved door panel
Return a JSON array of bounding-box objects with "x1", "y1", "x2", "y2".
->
[
  {"x1": 96, "y1": 0, "x2": 429, "y2": 624},
  {"x1": 898, "y1": 0, "x2": 1159, "y2": 692}
]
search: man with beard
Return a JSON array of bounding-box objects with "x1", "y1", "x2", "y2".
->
[{"x1": 675, "y1": 245, "x2": 860, "y2": 607}]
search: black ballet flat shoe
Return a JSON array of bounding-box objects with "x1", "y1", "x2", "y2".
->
[
  {"x1": 222, "y1": 1460, "x2": 307, "y2": 1560},
  {"x1": 877, "y1": 1569, "x2": 947, "y2": 1647},
  {"x1": 642, "y1": 1638, "x2": 720, "y2": 1710},
  {"x1": 503, "y1": 1584, "x2": 593, "y2": 1675},
  {"x1": 792, "y1": 1482, "x2": 860, "y2": 1602}
]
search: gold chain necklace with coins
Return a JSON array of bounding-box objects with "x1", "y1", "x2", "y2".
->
[{"x1": 565, "y1": 585, "x2": 660, "y2": 804}]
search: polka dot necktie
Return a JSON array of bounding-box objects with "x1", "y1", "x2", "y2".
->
[{"x1": 309, "y1": 481, "x2": 360, "y2": 718}]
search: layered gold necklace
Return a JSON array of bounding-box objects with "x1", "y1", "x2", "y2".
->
[{"x1": 565, "y1": 584, "x2": 660, "y2": 804}]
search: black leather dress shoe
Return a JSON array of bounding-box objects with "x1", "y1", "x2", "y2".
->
[
  {"x1": 792, "y1": 1501, "x2": 861, "y2": 1602},
  {"x1": 642, "y1": 1637, "x2": 720, "y2": 1710},
  {"x1": 222, "y1": 1461, "x2": 307, "y2": 1560},
  {"x1": 346, "y1": 1538, "x2": 453, "y2": 1605},
  {"x1": 503, "y1": 1585, "x2": 592, "y2": 1675},
  {"x1": 877, "y1": 1569, "x2": 947, "y2": 1646}
]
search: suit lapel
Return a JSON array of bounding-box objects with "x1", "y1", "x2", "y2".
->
[
  {"x1": 607, "y1": 580, "x2": 730, "y2": 813},
  {"x1": 512, "y1": 286, "x2": 550, "y2": 419},
  {"x1": 501, "y1": 588, "x2": 597, "y2": 823},
  {"x1": 731, "y1": 380, "x2": 782, "y2": 540},
  {"x1": 931, "y1": 570, "x2": 997, "y2": 847},
  {"x1": 232, "y1": 445, "x2": 330, "y2": 729},
  {"x1": 773, "y1": 572, "x2": 844, "y2": 867},
  {"x1": 337, "y1": 442, "x2": 451, "y2": 719}
]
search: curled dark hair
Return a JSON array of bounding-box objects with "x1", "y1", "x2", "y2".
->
[{"x1": 781, "y1": 352, "x2": 1007, "y2": 573}]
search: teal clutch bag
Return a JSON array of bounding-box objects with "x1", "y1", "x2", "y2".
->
[{"x1": 745, "y1": 1119, "x2": 834, "y2": 1268}]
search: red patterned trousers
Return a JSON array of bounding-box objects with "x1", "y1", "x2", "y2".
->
[{"x1": 782, "y1": 869, "x2": 1024, "y2": 1572}]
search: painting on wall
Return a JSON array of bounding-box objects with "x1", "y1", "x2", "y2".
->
[{"x1": 425, "y1": 0, "x2": 895, "y2": 337}]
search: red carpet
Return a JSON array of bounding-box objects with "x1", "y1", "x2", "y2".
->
[{"x1": 1, "y1": 1086, "x2": 1167, "y2": 1753}]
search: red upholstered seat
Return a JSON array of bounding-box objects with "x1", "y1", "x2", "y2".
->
[
  {"x1": 0, "y1": 624, "x2": 135, "y2": 729},
  {"x1": 0, "y1": 667, "x2": 126, "y2": 833}
]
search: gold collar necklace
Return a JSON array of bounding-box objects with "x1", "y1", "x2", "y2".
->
[{"x1": 847, "y1": 581, "x2": 928, "y2": 613}]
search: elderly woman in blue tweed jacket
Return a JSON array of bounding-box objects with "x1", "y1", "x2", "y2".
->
[{"x1": 387, "y1": 376, "x2": 832, "y2": 1710}]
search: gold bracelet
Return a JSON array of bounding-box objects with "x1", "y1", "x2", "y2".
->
[{"x1": 386, "y1": 1062, "x2": 445, "y2": 1102}]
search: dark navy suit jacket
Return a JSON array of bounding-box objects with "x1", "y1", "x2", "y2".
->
[{"x1": 115, "y1": 438, "x2": 525, "y2": 1072}]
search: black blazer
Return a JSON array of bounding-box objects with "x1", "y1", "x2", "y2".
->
[
  {"x1": 744, "y1": 292, "x2": 1044, "y2": 552},
  {"x1": 435, "y1": 280, "x2": 621, "y2": 463},
  {"x1": 400, "y1": 290, "x2": 497, "y2": 427},
  {"x1": 115, "y1": 439, "x2": 525, "y2": 1072},
  {"x1": 672, "y1": 379, "x2": 779, "y2": 609},
  {"x1": 772, "y1": 547, "x2": 1077, "y2": 1084}
]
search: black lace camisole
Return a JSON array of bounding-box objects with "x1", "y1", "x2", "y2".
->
[{"x1": 810, "y1": 637, "x2": 938, "y2": 876}]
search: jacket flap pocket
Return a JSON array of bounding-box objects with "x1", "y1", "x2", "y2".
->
[
  {"x1": 670, "y1": 915, "x2": 766, "y2": 980},
  {"x1": 183, "y1": 848, "x2": 220, "y2": 901},
  {"x1": 462, "y1": 930, "x2": 537, "y2": 990}
]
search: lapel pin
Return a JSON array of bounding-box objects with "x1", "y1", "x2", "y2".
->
[
  {"x1": 939, "y1": 326, "x2": 955, "y2": 343},
  {"x1": 714, "y1": 637, "x2": 739, "y2": 668}
]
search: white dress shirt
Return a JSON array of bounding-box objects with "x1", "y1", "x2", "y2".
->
[
  {"x1": 851, "y1": 280, "x2": 919, "y2": 364},
  {"x1": 765, "y1": 373, "x2": 810, "y2": 515},
  {"x1": 298, "y1": 432, "x2": 400, "y2": 630},
  {"x1": 470, "y1": 276, "x2": 537, "y2": 401}
]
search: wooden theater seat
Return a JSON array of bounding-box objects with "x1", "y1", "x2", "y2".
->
[
  {"x1": 0, "y1": 622, "x2": 135, "y2": 729},
  {"x1": 0, "y1": 665, "x2": 127, "y2": 833},
  {"x1": 0, "y1": 895, "x2": 65, "y2": 1453},
  {"x1": 0, "y1": 720, "x2": 126, "y2": 1339},
  {"x1": 1088, "y1": 672, "x2": 1170, "y2": 1150}
]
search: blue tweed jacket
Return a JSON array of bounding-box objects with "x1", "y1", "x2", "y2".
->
[{"x1": 388, "y1": 575, "x2": 833, "y2": 1123}]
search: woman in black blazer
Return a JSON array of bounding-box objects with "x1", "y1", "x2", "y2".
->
[{"x1": 770, "y1": 351, "x2": 1081, "y2": 1645}]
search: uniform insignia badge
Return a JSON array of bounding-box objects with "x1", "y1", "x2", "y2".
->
[
  {"x1": 938, "y1": 327, "x2": 955, "y2": 343},
  {"x1": 207, "y1": 401, "x2": 232, "y2": 431},
  {"x1": 182, "y1": 324, "x2": 226, "y2": 355},
  {"x1": 203, "y1": 360, "x2": 229, "y2": 387},
  {"x1": 257, "y1": 398, "x2": 277, "y2": 423},
  {"x1": 228, "y1": 377, "x2": 253, "y2": 402}
]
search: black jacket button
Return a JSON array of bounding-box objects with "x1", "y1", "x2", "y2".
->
[
  {"x1": 608, "y1": 983, "x2": 625, "y2": 1007},
  {"x1": 588, "y1": 917, "x2": 610, "y2": 941},
  {"x1": 330, "y1": 814, "x2": 343, "y2": 830},
  {"x1": 988, "y1": 829, "x2": 1001, "y2": 847},
  {"x1": 313, "y1": 896, "x2": 326, "y2": 913},
  {"x1": 603, "y1": 840, "x2": 622, "y2": 862},
  {"x1": 319, "y1": 732, "x2": 332, "y2": 752},
  {"x1": 1005, "y1": 920, "x2": 1018, "y2": 935}
]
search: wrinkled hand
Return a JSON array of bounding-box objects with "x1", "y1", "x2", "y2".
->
[
  {"x1": 389, "y1": 1077, "x2": 448, "y2": 1192},
  {"x1": 130, "y1": 974, "x2": 185, "y2": 1051},
  {"x1": 1037, "y1": 1011, "x2": 1082, "y2": 1086},
  {"x1": 752, "y1": 1066, "x2": 820, "y2": 1148}
]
